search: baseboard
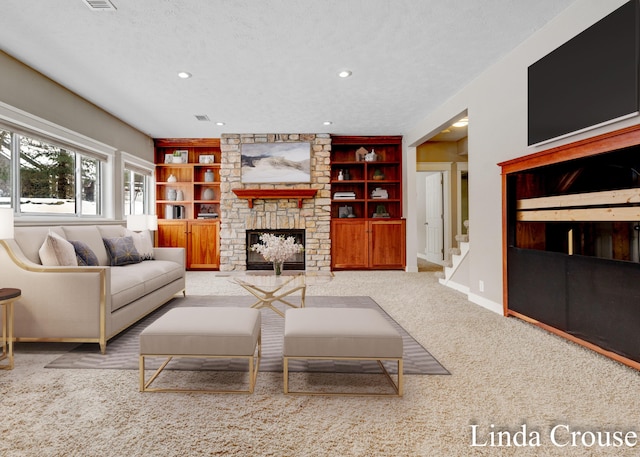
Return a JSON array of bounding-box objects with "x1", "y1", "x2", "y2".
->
[
  {"x1": 438, "y1": 278, "x2": 469, "y2": 295},
  {"x1": 468, "y1": 292, "x2": 502, "y2": 315},
  {"x1": 438, "y1": 279, "x2": 503, "y2": 315}
]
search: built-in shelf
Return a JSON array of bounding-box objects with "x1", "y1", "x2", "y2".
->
[{"x1": 232, "y1": 189, "x2": 318, "y2": 208}]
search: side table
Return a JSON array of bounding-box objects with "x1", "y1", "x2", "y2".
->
[{"x1": 0, "y1": 288, "x2": 21, "y2": 370}]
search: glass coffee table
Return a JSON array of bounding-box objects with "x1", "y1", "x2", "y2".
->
[{"x1": 231, "y1": 271, "x2": 333, "y2": 317}]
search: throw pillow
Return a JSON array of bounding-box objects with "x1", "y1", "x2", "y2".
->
[
  {"x1": 39, "y1": 232, "x2": 78, "y2": 266},
  {"x1": 124, "y1": 229, "x2": 154, "y2": 260},
  {"x1": 103, "y1": 236, "x2": 142, "y2": 266},
  {"x1": 69, "y1": 240, "x2": 99, "y2": 266}
]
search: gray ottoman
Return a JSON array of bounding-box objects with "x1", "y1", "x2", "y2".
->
[
  {"x1": 283, "y1": 308, "x2": 403, "y2": 396},
  {"x1": 139, "y1": 307, "x2": 261, "y2": 393}
]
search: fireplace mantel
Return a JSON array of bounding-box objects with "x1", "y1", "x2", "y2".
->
[{"x1": 232, "y1": 189, "x2": 318, "y2": 208}]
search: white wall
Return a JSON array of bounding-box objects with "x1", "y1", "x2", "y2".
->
[
  {"x1": 0, "y1": 51, "x2": 153, "y2": 160},
  {"x1": 405, "y1": 0, "x2": 637, "y2": 312}
]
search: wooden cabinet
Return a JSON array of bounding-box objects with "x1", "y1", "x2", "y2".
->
[
  {"x1": 330, "y1": 136, "x2": 405, "y2": 270},
  {"x1": 157, "y1": 220, "x2": 220, "y2": 270},
  {"x1": 331, "y1": 218, "x2": 406, "y2": 270},
  {"x1": 499, "y1": 124, "x2": 640, "y2": 371},
  {"x1": 154, "y1": 139, "x2": 221, "y2": 270}
]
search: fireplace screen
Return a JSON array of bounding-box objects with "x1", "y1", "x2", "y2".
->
[{"x1": 246, "y1": 229, "x2": 305, "y2": 270}]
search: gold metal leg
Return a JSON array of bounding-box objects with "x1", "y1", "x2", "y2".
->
[
  {"x1": 283, "y1": 356, "x2": 403, "y2": 397},
  {"x1": 0, "y1": 300, "x2": 16, "y2": 370},
  {"x1": 139, "y1": 336, "x2": 261, "y2": 394}
]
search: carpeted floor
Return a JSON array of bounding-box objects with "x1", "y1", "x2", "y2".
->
[
  {"x1": 3, "y1": 267, "x2": 640, "y2": 456},
  {"x1": 45, "y1": 295, "x2": 449, "y2": 375}
]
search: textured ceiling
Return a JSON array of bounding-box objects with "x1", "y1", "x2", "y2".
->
[{"x1": 0, "y1": 0, "x2": 576, "y2": 138}]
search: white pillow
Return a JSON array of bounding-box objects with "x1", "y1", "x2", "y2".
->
[
  {"x1": 39, "y1": 231, "x2": 78, "y2": 266},
  {"x1": 125, "y1": 229, "x2": 154, "y2": 260}
]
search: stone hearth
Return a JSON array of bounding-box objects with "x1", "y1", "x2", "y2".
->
[{"x1": 219, "y1": 133, "x2": 331, "y2": 271}]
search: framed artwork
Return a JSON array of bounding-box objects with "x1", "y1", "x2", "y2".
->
[
  {"x1": 241, "y1": 142, "x2": 311, "y2": 183},
  {"x1": 199, "y1": 154, "x2": 215, "y2": 164}
]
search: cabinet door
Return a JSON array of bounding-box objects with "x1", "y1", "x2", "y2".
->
[
  {"x1": 188, "y1": 221, "x2": 219, "y2": 269},
  {"x1": 331, "y1": 220, "x2": 369, "y2": 269},
  {"x1": 157, "y1": 220, "x2": 188, "y2": 249},
  {"x1": 369, "y1": 220, "x2": 406, "y2": 269}
]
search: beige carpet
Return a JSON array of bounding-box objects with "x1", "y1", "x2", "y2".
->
[{"x1": 2, "y1": 265, "x2": 640, "y2": 456}]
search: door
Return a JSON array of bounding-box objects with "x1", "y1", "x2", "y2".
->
[
  {"x1": 370, "y1": 220, "x2": 406, "y2": 269},
  {"x1": 157, "y1": 220, "x2": 188, "y2": 249},
  {"x1": 331, "y1": 220, "x2": 369, "y2": 269},
  {"x1": 425, "y1": 172, "x2": 444, "y2": 264},
  {"x1": 188, "y1": 220, "x2": 219, "y2": 269}
]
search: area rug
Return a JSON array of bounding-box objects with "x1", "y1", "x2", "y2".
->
[{"x1": 46, "y1": 296, "x2": 450, "y2": 375}]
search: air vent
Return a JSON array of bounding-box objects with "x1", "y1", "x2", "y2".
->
[
  {"x1": 195, "y1": 115, "x2": 210, "y2": 122},
  {"x1": 82, "y1": 0, "x2": 117, "y2": 11}
]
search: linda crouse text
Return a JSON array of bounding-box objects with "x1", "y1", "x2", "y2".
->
[{"x1": 470, "y1": 424, "x2": 638, "y2": 448}]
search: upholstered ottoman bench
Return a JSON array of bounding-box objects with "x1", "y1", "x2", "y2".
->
[
  {"x1": 139, "y1": 307, "x2": 261, "y2": 394},
  {"x1": 283, "y1": 308, "x2": 403, "y2": 396}
]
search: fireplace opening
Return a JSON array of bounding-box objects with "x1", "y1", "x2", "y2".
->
[{"x1": 246, "y1": 229, "x2": 305, "y2": 270}]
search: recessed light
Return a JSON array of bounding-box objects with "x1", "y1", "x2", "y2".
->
[
  {"x1": 323, "y1": 121, "x2": 333, "y2": 126},
  {"x1": 452, "y1": 117, "x2": 468, "y2": 128},
  {"x1": 338, "y1": 70, "x2": 352, "y2": 78},
  {"x1": 178, "y1": 71, "x2": 192, "y2": 79},
  {"x1": 216, "y1": 122, "x2": 225, "y2": 126}
]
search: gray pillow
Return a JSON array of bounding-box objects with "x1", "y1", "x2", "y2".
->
[
  {"x1": 102, "y1": 236, "x2": 142, "y2": 266},
  {"x1": 69, "y1": 240, "x2": 99, "y2": 266}
]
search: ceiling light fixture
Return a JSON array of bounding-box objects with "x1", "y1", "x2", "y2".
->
[
  {"x1": 323, "y1": 121, "x2": 333, "y2": 126},
  {"x1": 338, "y1": 70, "x2": 352, "y2": 78},
  {"x1": 452, "y1": 117, "x2": 468, "y2": 128},
  {"x1": 177, "y1": 71, "x2": 192, "y2": 79},
  {"x1": 215, "y1": 122, "x2": 225, "y2": 126}
]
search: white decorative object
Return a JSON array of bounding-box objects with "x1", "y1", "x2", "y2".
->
[
  {"x1": 176, "y1": 189, "x2": 184, "y2": 201},
  {"x1": 202, "y1": 188, "x2": 215, "y2": 200},
  {"x1": 364, "y1": 149, "x2": 378, "y2": 162},
  {"x1": 250, "y1": 233, "x2": 303, "y2": 276},
  {"x1": 204, "y1": 169, "x2": 214, "y2": 182},
  {"x1": 167, "y1": 174, "x2": 177, "y2": 183},
  {"x1": 167, "y1": 189, "x2": 177, "y2": 201}
]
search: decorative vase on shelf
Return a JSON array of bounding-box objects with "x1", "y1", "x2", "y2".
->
[
  {"x1": 176, "y1": 189, "x2": 184, "y2": 201},
  {"x1": 167, "y1": 188, "x2": 177, "y2": 201},
  {"x1": 204, "y1": 169, "x2": 214, "y2": 182},
  {"x1": 167, "y1": 174, "x2": 177, "y2": 183},
  {"x1": 273, "y1": 261, "x2": 283, "y2": 276},
  {"x1": 202, "y1": 188, "x2": 214, "y2": 200}
]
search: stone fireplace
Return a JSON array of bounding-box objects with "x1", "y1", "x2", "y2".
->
[{"x1": 219, "y1": 133, "x2": 332, "y2": 271}]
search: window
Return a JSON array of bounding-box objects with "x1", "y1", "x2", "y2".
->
[
  {"x1": 1, "y1": 126, "x2": 105, "y2": 216},
  {"x1": 123, "y1": 165, "x2": 151, "y2": 216},
  {"x1": 0, "y1": 129, "x2": 10, "y2": 207}
]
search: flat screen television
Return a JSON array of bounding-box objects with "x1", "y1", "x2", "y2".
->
[{"x1": 528, "y1": 0, "x2": 640, "y2": 145}]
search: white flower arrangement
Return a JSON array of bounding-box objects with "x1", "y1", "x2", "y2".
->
[{"x1": 250, "y1": 233, "x2": 303, "y2": 264}]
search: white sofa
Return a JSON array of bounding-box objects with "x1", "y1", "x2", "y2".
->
[{"x1": 0, "y1": 224, "x2": 185, "y2": 353}]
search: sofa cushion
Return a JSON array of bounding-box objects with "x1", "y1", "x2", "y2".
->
[
  {"x1": 39, "y1": 232, "x2": 78, "y2": 266},
  {"x1": 125, "y1": 229, "x2": 154, "y2": 260},
  {"x1": 62, "y1": 226, "x2": 110, "y2": 266},
  {"x1": 96, "y1": 225, "x2": 126, "y2": 239},
  {"x1": 109, "y1": 267, "x2": 146, "y2": 312},
  {"x1": 109, "y1": 260, "x2": 183, "y2": 312},
  {"x1": 14, "y1": 226, "x2": 66, "y2": 264},
  {"x1": 69, "y1": 240, "x2": 99, "y2": 266},
  {"x1": 103, "y1": 236, "x2": 142, "y2": 266}
]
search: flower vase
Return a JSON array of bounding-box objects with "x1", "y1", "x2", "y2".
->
[{"x1": 273, "y1": 261, "x2": 283, "y2": 276}]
